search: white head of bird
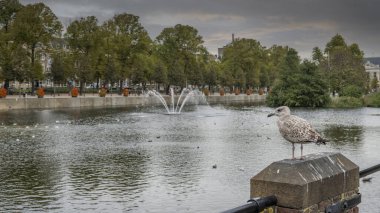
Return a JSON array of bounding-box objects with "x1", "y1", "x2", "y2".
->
[{"x1": 267, "y1": 106, "x2": 291, "y2": 118}]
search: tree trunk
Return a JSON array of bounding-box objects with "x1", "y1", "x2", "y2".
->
[
  {"x1": 31, "y1": 45, "x2": 36, "y2": 94},
  {"x1": 79, "y1": 81, "x2": 84, "y2": 95},
  {"x1": 119, "y1": 80, "x2": 123, "y2": 95}
]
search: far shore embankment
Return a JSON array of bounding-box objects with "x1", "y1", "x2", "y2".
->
[{"x1": 0, "y1": 93, "x2": 266, "y2": 111}]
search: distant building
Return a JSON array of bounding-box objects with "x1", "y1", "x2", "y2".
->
[
  {"x1": 217, "y1": 48, "x2": 224, "y2": 59},
  {"x1": 365, "y1": 60, "x2": 380, "y2": 88},
  {"x1": 217, "y1": 34, "x2": 236, "y2": 60}
]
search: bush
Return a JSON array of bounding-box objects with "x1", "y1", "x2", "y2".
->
[
  {"x1": 0, "y1": 88, "x2": 7, "y2": 98},
  {"x1": 258, "y1": 88, "x2": 264, "y2": 95},
  {"x1": 328, "y1": 96, "x2": 363, "y2": 108},
  {"x1": 99, "y1": 88, "x2": 107, "y2": 97},
  {"x1": 246, "y1": 88, "x2": 253, "y2": 95},
  {"x1": 36, "y1": 87, "x2": 45, "y2": 98},
  {"x1": 364, "y1": 92, "x2": 380, "y2": 107},
  {"x1": 267, "y1": 59, "x2": 330, "y2": 107},
  {"x1": 234, "y1": 88, "x2": 240, "y2": 95},
  {"x1": 71, "y1": 87, "x2": 79, "y2": 97},
  {"x1": 123, "y1": 88, "x2": 129, "y2": 97},
  {"x1": 203, "y1": 88, "x2": 209, "y2": 96},
  {"x1": 340, "y1": 85, "x2": 363, "y2": 98},
  {"x1": 219, "y1": 88, "x2": 225, "y2": 96}
]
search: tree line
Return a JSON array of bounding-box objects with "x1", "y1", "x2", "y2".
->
[{"x1": 0, "y1": 0, "x2": 370, "y2": 106}]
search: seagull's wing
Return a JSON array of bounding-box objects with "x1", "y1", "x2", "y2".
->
[{"x1": 279, "y1": 115, "x2": 320, "y2": 143}]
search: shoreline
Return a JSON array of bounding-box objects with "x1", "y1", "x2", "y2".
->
[{"x1": 0, "y1": 94, "x2": 266, "y2": 111}]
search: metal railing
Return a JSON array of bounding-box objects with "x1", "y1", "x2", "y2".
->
[
  {"x1": 221, "y1": 196, "x2": 277, "y2": 213},
  {"x1": 359, "y1": 163, "x2": 380, "y2": 178}
]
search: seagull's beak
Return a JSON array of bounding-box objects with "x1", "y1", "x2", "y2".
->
[{"x1": 267, "y1": 113, "x2": 275, "y2": 117}]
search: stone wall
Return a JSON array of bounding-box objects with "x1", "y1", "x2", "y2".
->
[{"x1": 0, "y1": 94, "x2": 266, "y2": 111}]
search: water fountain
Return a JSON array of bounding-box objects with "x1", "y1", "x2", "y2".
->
[{"x1": 147, "y1": 88, "x2": 206, "y2": 114}]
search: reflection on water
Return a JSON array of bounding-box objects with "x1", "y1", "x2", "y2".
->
[
  {"x1": 324, "y1": 125, "x2": 364, "y2": 148},
  {"x1": 1, "y1": 106, "x2": 380, "y2": 212}
]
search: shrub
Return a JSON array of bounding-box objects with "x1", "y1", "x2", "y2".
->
[
  {"x1": 36, "y1": 87, "x2": 45, "y2": 98},
  {"x1": 364, "y1": 92, "x2": 380, "y2": 107},
  {"x1": 203, "y1": 88, "x2": 209, "y2": 96},
  {"x1": 340, "y1": 85, "x2": 363, "y2": 98},
  {"x1": 258, "y1": 88, "x2": 264, "y2": 95},
  {"x1": 219, "y1": 88, "x2": 225, "y2": 96},
  {"x1": 0, "y1": 88, "x2": 7, "y2": 98},
  {"x1": 123, "y1": 88, "x2": 129, "y2": 97},
  {"x1": 234, "y1": 88, "x2": 240, "y2": 95},
  {"x1": 99, "y1": 87, "x2": 107, "y2": 97},
  {"x1": 71, "y1": 87, "x2": 79, "y2": 97},
  {"x1": 246, "y1": 88, "x2": 253, "y2": 95},
  {"x1": 328, "y1": 96, "x2": 363, "y2": 108}
]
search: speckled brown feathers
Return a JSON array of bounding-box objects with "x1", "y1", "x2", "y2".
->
[
  {"x1": 277, "y1": 114, "x2": 321, "y2": 144},
  {"x1": 268, "y1": 106, "x2": 327, "y2": 159}
]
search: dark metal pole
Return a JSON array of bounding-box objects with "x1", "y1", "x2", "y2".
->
[
  {"x1": 360, "y1": 164, "x2": 380, "y2": 178},
  {"x1": 221, "y1": 195, "x2": 277, "y2": 213}
]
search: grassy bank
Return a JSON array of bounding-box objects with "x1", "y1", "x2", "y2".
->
[
  {"x1": 364, "y1": 92, "x2": 380, "y2": 107},
  {"x1": 327, "y1": 92, "x2": 380, "y2": 108},
  {"x1": 328, "y1": 96, "x2": 364, "y2": 108}
]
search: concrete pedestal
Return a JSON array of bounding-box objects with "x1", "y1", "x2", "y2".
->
[{"x1": 251, "y1": 152, "x2": 360, "y2": 213}]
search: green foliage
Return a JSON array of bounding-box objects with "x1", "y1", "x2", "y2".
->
[
  {"x1": 204, "y1": 60, "x2": 220, "y2": 88},
  {"x1": 0, "y1": 0, "x2": 23, "y2": 32},
  {"x1": 10, "y1": 2, "x2": 62, "y2": 91},
  {"x1": 156, "y1": 24, "x2": 206, "y2": 87},
  {"x1": 318, "y1": 34, "x2": 368, "y2": 95},
  {"x1": 267, "y1": 52, "x2": 330, "y2": 107},
  {"x1": 101, "y1": 13, "x2": 152, "y2": 89},
  {"x1": 151, "y1": 54, "x2": 168, "y2": 85},
  {"x1": 65, "y1": 16, "x2": 101, "y2": 92},
  {"x1": 221, "y1": 38, "x2": 264, "y2": 89},
  {"x1": 31, "y1": 62, "x2": 44, "y2": 80},
  {"x1": 50, "y1": 54, "x2": 66, "y2": 83},
  {"x1": 370, "y1": 77, "x2": 379, "y2": 90},
  {"x1": 12, "y1": 3, "x2": 62, "y2": 49},
  {"x1": 364, "y1": 92, "x2": 380, "y2": 107},
  {"x1": 328, "y1": 97, "x2": 363, "y2": 108},
  {"x1": 340, "y1": 85, "x2": 363, "y2": 98},
  {"x1": 312, "y1": 47, "x2": 323, "y2": 64}
]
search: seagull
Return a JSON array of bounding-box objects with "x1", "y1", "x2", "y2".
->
[{"x1": 268, "y1": 106, "x2": 327, "y2": 159}]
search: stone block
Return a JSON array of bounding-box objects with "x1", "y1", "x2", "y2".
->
[{"x1": 251, "y1": 152, "x2": 359, "y2": 210}]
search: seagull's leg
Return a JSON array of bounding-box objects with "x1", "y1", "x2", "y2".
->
[{"x1": 292, "y1": 143, "x2": 295, "y2": 159}]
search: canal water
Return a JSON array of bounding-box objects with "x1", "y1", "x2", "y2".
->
[{"x1": 0, "y1": 105, "x2": 379, "y2": 212}]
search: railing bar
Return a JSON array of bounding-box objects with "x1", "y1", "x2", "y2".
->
[{"x1": 359, "y1": 164, "x2": 380, "y2": 178}]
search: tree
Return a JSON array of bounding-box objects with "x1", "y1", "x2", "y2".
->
[
  {"x1": 102, "y1": 13, "x2": 152, "y2": 92},
  {"x1": 0, "y1": 44, "x2": 30, "y2": 87},
  {"x1": 370, "y1": 76, "x2": 379, "y2": 91},
  {"x1": 151, "y1": 54, "x2": 168, "y2": 89},
  {"x1": 204, "y1": 60, "x2": 220, "y2": 91},
  {"x1": 312, "y1": 47, "x2": 324, "y2": 64},
  {"x1": 320, "y1": 34, "x2": 368, "y2": 96},
  {"x1": 156, "y1": 24, "x2": 206, "y2": 90},
  {"x1": 0, "y1": 0, "x2": 23, "y2": 32},
  {"x1": 130, "y1": 53, "x2": 153, "y2": 89},
  {"x1": 221, "y1": 38, "x2": 265, "y2": 90},
  {"x1": 65, "y1": 16, "x2": 102, "y2": 93},
  {"x1": 267, "y1": 49, "x2": 330, "y2": 107},
  {"x1": 11, "y1": 2, "x2": 62, "y2": 92},
  {"x1": 50, "y1": 53, "x2": 66, "y2": 84},
  {"x1": 265, "y1": 45, "x2": 289, "y2": 88},
  {"x1": 0, "y1": 0, "x2": 23, "y2": 88}
]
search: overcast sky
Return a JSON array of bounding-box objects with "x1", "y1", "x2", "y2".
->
[{"x1": 20, "y1": 0, "x2": 380, "y2": 58}]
